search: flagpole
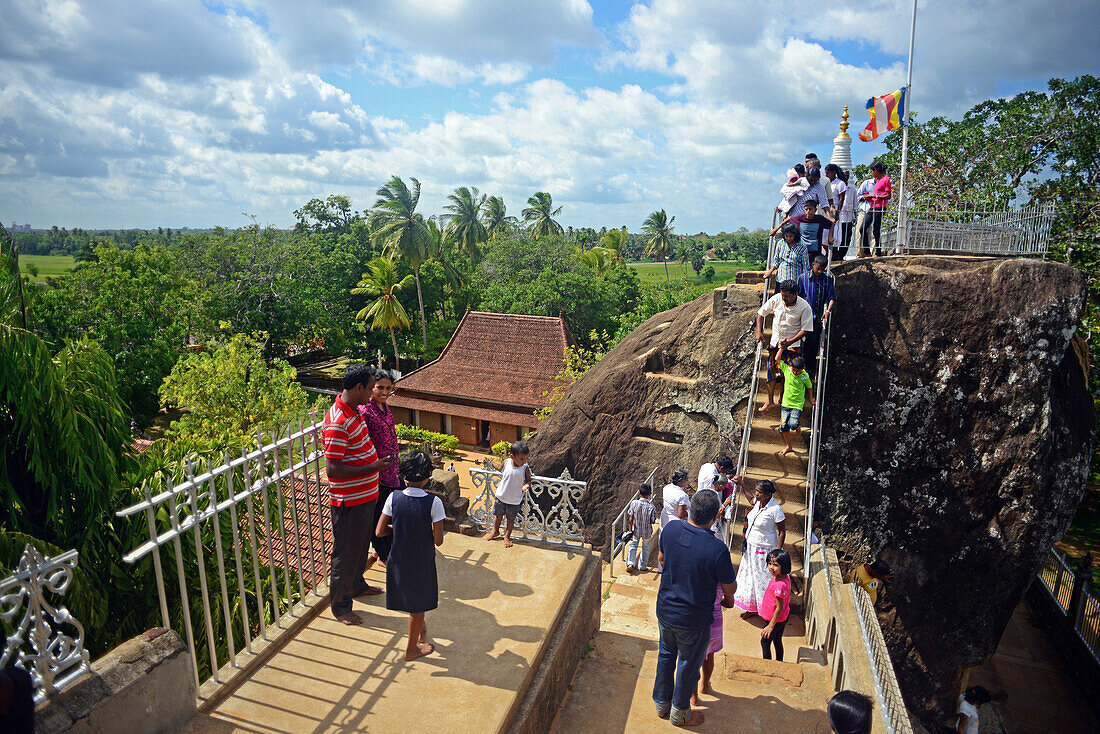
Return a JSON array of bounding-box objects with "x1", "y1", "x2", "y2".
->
[{"x1": 895, "y1": 0, "x2": 918, "y2": 252}]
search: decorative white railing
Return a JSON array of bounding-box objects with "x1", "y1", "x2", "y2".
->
[
  {"x1": 0, "y1": 545, "x2": 90, "y2": 703},
  {"x1": 468, "y1": 467, "x2": 587, "y2": 548},
  {"x1": 116, "y1": 420, "x2": 331, "y2": 693}
]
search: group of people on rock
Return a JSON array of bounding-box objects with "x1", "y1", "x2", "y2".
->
[{"x1": 769, "y1": 153, "x2": 893, "y2": 279}]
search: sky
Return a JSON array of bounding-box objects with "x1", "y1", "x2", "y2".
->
[{"x1": 1, "y1": 0, "x2": 1097, "y2": 233}]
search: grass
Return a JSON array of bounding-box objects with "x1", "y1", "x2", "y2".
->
[
  {"x1": 19, "y1": 254, "x2": 75, "y2": 278},
  {"x1": 628, "y1": 260, "x2": 759, "y2": 286}
]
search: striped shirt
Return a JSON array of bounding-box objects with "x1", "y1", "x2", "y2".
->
[
  {"x1": 628, "y1": 497, "x2": 658, "y2": 540},
  {"x1": 323, "y1": 397, "x2": 379, "y2": 506},
  {"x1": 772, "y1": 239, "x2": 809, "y2": 284}
]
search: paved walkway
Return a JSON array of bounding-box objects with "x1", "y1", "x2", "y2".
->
[
  {"x1": 969, "y1": 597, "x2": 1099, "y2": 734},
  {"x1": 181, "y1": 533, "x2": 587, "y2": 734},
  {"x1": 552, "y1": 568, "x2": 831, "y2": 732}
]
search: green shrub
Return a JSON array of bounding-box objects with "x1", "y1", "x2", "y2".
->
[
  {"x1": 491, "y1": 440, "x2": 511, "y2": 461},
  {"x1": 395, "y1": 424, "x2": 460, "y2": 458}
]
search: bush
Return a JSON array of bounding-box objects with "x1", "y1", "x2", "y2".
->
[
  {"x1": 395, "y1": 424, "x2": 459, "y2": 457},
  {"x1": 491, "y1": 440, "x2": 511, "y2": 461}
]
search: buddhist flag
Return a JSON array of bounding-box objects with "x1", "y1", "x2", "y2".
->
[{"x1": 858, "y1": 88, "x2": 907, "y2": 142}]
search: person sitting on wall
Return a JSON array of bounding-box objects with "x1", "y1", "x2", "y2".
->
[{"x1": 849, "y1": 559, "x2": 893, "y2": 605}]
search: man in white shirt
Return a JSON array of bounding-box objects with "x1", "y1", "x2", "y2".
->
[
  {"x1": 854, "y1": 177, "x2": 875, "y2": 257},
  {"x1": 756, "y1": 280, "x2": 814, "y2": 412}
]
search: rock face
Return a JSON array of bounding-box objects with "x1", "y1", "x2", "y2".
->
[
  {"x1": 818, "y1": 257, "x2": 1092, "y2": 729},
  {"x1": 530, "y1": 285, "x2": 762, "y2": 553}
]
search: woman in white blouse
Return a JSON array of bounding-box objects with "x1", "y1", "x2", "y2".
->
[{"x1": 732, "y1": 480, "x2": 786, "y2": 615}]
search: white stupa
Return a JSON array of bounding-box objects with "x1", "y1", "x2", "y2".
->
[{"x1": 829, "y1": 105, "x2": 853, "y2": 175}]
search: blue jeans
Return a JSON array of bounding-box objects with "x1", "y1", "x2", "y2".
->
[
  {"x1": 627, "y1": 535, "x2": 651, "y2": 570},
  {"x1": 653, "y1": 620, "x2": 711, "y2": 719},
  {"x1": 779, "y1": 406, "x2": 802, "y2": 433}
]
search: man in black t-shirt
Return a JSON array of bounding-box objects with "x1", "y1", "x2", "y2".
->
[{"x1": 653, "y1": 491, "x2": 736, "y2": 727}]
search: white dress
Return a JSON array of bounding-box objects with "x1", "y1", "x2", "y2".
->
[{"x1": 733, "y1": 498, "x2": 785, "y2": 613}]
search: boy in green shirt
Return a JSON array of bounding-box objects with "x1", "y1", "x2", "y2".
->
[{"x1": 776, "y1": 356, "x2": 815, "y2": 455}]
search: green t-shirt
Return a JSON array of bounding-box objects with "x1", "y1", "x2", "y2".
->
[{"x1": 779, "y1": 361, "x2": 813, "y2": 409}]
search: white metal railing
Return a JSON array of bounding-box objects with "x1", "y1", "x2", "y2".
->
[
  {"x1": 879, "y1": 201, "x2": 1054, "y2": 256},
  {"x1": 468, "y1": 467, "x2": 587, "y2": 547},
  {"x1": 1036, "y1": 548, "x2": 1099, "y2": 662},
  {"x1": 0, "y1": 544, "x2": 90, "y2": 703},
  {"x1": 851, "y1": 581, "x2": 911, "y2": 734},
  {"x1": 608, "y1": 466, "x2": 659, "y2": 576},
  {"x1": 117, "y1": 420, "x2": 330, "y2": 693}
]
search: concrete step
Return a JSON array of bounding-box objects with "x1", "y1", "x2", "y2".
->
[
  {"x1": 747, "y1": 421, "x2": 813, "y2": 450},
  {"x1": 746, "y1": 440, "x2": 809, "y2": 474},
  {"x1": 721, "y1": 651, "x2": 806, "y2": 687}
]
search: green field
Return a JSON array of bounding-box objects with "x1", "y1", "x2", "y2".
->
[
  {"x1": 19, "y1": 254, "x2": 75, "y2": 278},
  {"x1": 628, "y1": 260, "x2": 759, "y2": 286}
]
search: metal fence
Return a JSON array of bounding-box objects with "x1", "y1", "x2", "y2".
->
[
  {"x1": 851, "y1": 580, "x2": 912, "y2": 734},
  {"x1": 468, "y1": 466, "x2": 587, "y2": 548},
  {"x1": 1036, "y1": 548, "x2": 1099, "y2": 662},
  {"x1": 608, "y1": 466, "x2": 659, "y2": 576},
  {"x1": 879, "y1": 201, "x2": 1055, "y2": 256},
  {"x1": 116, "y1": 420, "x2": 331, "y2": 693},
  {"x1": 0, "y1": 545, "x2": 90, "y2": 703}
]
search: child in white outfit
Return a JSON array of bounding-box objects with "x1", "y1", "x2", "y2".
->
[{"x1": 778, "y1": 167, "x2": 809, "y2": 215}]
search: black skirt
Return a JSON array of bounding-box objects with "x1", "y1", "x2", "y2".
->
[{"x1": 386, "y1": 491, "x2": 439, "y2": 614}]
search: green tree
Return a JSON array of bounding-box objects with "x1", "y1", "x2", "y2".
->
[
  {"x1": 598, "y1": 226, "x2": 629, "y2": 265},
  {"x1": 37, "y1": 242, "x2": 199, "y2": 426},
  {"x1": 369, "y1": 176, "x2": 434, "y2": 349},
  {"x1": 522, "y1": 192, "x2": 564, "y2": 239},
  {"x1": 352, "y1": 257, "x2": 414, "y2": 369},
  {"x1": 293, "y1": 194, "x2": 358, "y2": 233},
  {"x1": 159, "y1": 333, "x2": 310, "y2": 445},
  {"x1": 643, "y1": 209, "x2": 676, "y2": 285},
  {"x1": 481, "y1": 195, "x2": 518, "y2": 239},
  {"x1": 444, "y1": 186, "x2": 488, "y2": 258}
]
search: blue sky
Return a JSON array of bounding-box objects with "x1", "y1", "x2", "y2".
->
[{"x1": 1, "y1": 0, "x2": 1097, "y2": 233}]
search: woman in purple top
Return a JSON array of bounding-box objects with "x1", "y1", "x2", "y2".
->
[{"x1": 359, "y1": 367, "x2": 401, "y2": 566}]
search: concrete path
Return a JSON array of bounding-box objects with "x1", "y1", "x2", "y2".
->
[
  {"x1": 552, "y1": 567, "x2": 831, "y2": 732},
  {"x1": 180, "y1": 533, "x2": 587, "y2": 734}
]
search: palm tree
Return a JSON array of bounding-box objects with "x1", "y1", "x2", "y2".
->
[
  {"x1": 643, "y1": 209, "x2": 676, "y2": 285},
  {"x1": 522, "y1": 192, "x2": 564, "y2": 239},
  {"x1": 352, "y1": 257, "x2": 414, "y2": 369},
  {"x1": 369, "y1": 176, "x2": 434, "y2": 349},
  {"x1": 481, "y1": 195, "x2": 518, "y2": 239},
  {"x1": 575, "y1": 246, "x2": 613, "y2": 276},
  {"x1": 598, "y1": 226, "x2": 629, "y2": 265},
  {"x1": 444, "y1": 186, "x2": 488, "y2": 258}
]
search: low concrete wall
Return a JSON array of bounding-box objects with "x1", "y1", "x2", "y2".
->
[
  {"x1": 507, "y1": 546, "x2": 602, "y2": 734},
  {"x1": 36, "y1": 628, "x2": 196, "y2": 734},
  {"x1": 805, "y1": 545, "x2": 914, "y2": 734}
]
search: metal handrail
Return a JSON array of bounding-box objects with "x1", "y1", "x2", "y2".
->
[
  {"x1": 609, "y1": 466, "x2": 659, "y2": 577},
  {"x1": 851, "y1": 583, "x2": 910, "y2": 734}
]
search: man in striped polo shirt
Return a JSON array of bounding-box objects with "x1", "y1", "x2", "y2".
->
[{"x1": 324, "y1": 364, "x2": 394, "y2": 625}]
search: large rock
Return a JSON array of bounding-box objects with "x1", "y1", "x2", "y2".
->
[
  {"x1": 530, "y1": 285, "x2": 762, "y2": 553},
  {"x1": 817, "y1": 256, "x2": 1092, "y2": 729}
]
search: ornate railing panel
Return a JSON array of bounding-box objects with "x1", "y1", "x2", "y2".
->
[
  {"x1": 879, "y1": 201, "x2": 1054, "y2": 257},
  {"x1": 468, "y1": 467, "x2": 587, "y2": 548},
  {"x1": 0, "y1": 545, "x2": 90, "y2": 703}
]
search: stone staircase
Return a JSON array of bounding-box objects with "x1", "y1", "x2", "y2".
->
[{"x1": 551, "y1": 564, "x2": 831, "y2": 732}]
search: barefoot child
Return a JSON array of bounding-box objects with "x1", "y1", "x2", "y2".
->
[
  {"x1": 693, "y1": 582, "x2": 726, "y2": 706},
  {"x1": 777, "y1": 356, "x2": 815, "y2": 455},
  {"x1": 760, "y1": 548, "x2": 792, "y2": 661},
  {"x1": 487, "y1": 440, "x2": 532, "y2": 548},
  {"x1": 375, "y1": 451, "x2": 445, "y2": 662}
]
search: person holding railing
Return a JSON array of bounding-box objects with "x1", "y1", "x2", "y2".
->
[
  {"x1": 797, "y1": 255, "x2": 836, "y2": 377},
  {"x1": 762, "y1": 222, "x2": 810, "y2": 286},
  {"x1": 859, "y1": 161, "x2": 892, "y2": 257},
  {"x1": 733, "y1": 480, "x2": 786, "y2": 616},
  {"x1": 625, "y1": 483, "x2": 658, "y2": 573},
  {"x1": 756, "y1": 281, "x2": 814, "y2": 413},
  {"x1": 770, "y1": 198, "x2": 835, "y2": 261}
]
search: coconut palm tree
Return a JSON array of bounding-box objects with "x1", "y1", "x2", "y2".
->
[
  {"x1": 598, "y1": 226, "x2": 629, "y2": 265},
  {"x1": 444, "y1": 186, "x2": 488, "y2": 258},
  {"x1": 643, "y1": 209, "x2": 676, "y2": 285},
  {"x1": 575, "y1": 245, "x2": 614, "y2": 276},
  {"x1": 352, "y1": 257, "x2": 414, "y2": 369},
  {"x1": 522, "y1": 192, "x2": 564, "y2": 239},
  {"x1": 369, "y1": 176, "x2": 433, "y2": 349},
  {"x1": 481, "y1": 195, "x2": 517, "y2": 240}
]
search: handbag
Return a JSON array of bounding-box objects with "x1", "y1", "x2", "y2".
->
[{"x1": 741, "y1": 502, "x2": 762, "y2": 557}]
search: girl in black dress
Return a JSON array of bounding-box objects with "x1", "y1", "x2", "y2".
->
[{"x1": 375, "y1": 451, "x2": 445, "y2": 661}]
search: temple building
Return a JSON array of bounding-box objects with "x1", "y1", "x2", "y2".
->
[{"x1": 388, "y1": 310, "x2": 573, "y2": 446}]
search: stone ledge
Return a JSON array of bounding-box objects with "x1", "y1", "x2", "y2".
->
[
  {"x1": 722, "y1": 651, "x2": 805, "y2": 687},
  {"x1": 36, "y1": 628, "x2": 195, "y2": 734}
]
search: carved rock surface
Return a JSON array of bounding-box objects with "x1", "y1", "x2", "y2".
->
[
  {"x1": 529, "y1": 285, "x2": 761, "y2": 552},
  {"x1": 817, "y1": 257, "x2": 1092, "y2": 729}
]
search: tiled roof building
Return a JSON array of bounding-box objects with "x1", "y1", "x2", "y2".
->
[{"x1": 389, "y1": 311, "x2": 572, "y2": 446}]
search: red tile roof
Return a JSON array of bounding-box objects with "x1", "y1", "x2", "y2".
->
[
  {"x1": 388, "y1": 394, "x2": 541, "y2": 429},
  {"x1": 394, "y1": 311, "x2": 571, "y2": 410}
]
